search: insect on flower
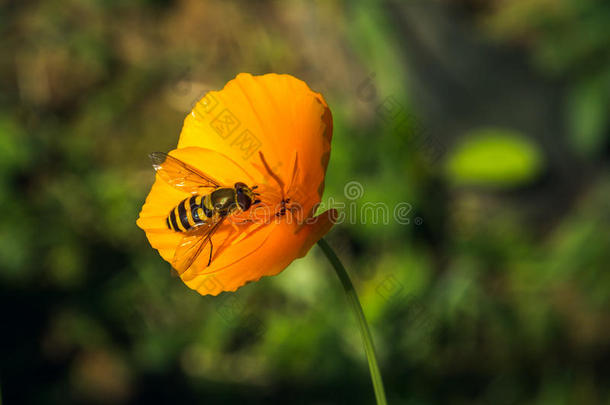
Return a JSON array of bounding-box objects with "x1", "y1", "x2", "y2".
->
[
  {"x1": 137, "y1": 73, "x2": 336, "y2": 295},
  {"x1": 149, "y1": 151, "x2": 263, "y2": 273}
]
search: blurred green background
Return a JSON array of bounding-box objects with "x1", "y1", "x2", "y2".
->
[{"x1": 2, "y1": 0, "x2": 609, "y2": 404}]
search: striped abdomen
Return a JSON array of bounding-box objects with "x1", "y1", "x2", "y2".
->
[{"x1": 166, "y1": 194, "x2": 214, "y2": 232}]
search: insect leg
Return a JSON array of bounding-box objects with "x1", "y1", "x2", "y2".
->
[{"x1": 208, "y1": 237, "x2": 213, "y2": 266}]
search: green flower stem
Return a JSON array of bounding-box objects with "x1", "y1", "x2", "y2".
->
[{"x1": 317, "y1": 238, "x2": 388, "y2": 405}]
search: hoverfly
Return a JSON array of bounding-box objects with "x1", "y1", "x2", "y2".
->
[{"x1": 149, "y1": 152, "x2": 261, "y2": 275}]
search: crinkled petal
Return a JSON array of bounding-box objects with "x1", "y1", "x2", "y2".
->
[
  {"x1": 181, "y1": 209, "x2": 337, "y2": 296},
  {"x1": 177, "y1": 73, "x2": 332, "y2": 214}
]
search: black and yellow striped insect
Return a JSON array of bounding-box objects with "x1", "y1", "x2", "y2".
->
[{"x1": 150, "y1": 152, "x2": 260, "y2": 274}]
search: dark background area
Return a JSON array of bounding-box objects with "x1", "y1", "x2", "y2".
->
[{"x1": 1, "y1": 0, "x2": 609, "y2": 403}]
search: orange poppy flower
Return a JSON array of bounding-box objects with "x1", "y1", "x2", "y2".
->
[{"x1": 137, "y1": 73, "x2": 336, "y2": 296}]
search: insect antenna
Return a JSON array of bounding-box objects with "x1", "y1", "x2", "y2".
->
[
  {"x1": 287, "y1": 152, "x2": 299, "y2": 193},
  {"x1": 255, "y1": 152, "x2": 299, "y2": 217},
  {"x1": 258, "y1": 152, "x2": 285, "y2": 195}
]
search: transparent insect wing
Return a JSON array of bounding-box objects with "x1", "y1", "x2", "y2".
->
[
  {"x1": 172, "y1": 217, "x2": 226, "y2": 276},
  {"x1": 150, "y1": 152, "x2": 221, "y2": 194}
]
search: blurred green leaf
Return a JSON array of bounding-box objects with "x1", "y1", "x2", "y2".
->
[
  {"x1": 0, "y1": 115, "x2": 30, "y2": 173},
  {"x1": 567, "y1": 75, "x2": 610, "y2": 156},
  {"x1": 445, "y1": 128, "x2": 544, "y2": 188}
]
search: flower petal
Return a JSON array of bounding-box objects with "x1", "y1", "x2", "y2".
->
[
  {"x1": 181, "y1": 209, "x2": 338, "y2": 296},
  {"x1": 177, "y1": 73, "x2": 332, "y2": 213}
]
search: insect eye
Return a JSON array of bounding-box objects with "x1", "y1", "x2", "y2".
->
[{"x1": 236, "y1": 193, "x2": 252, "y2": 211}]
